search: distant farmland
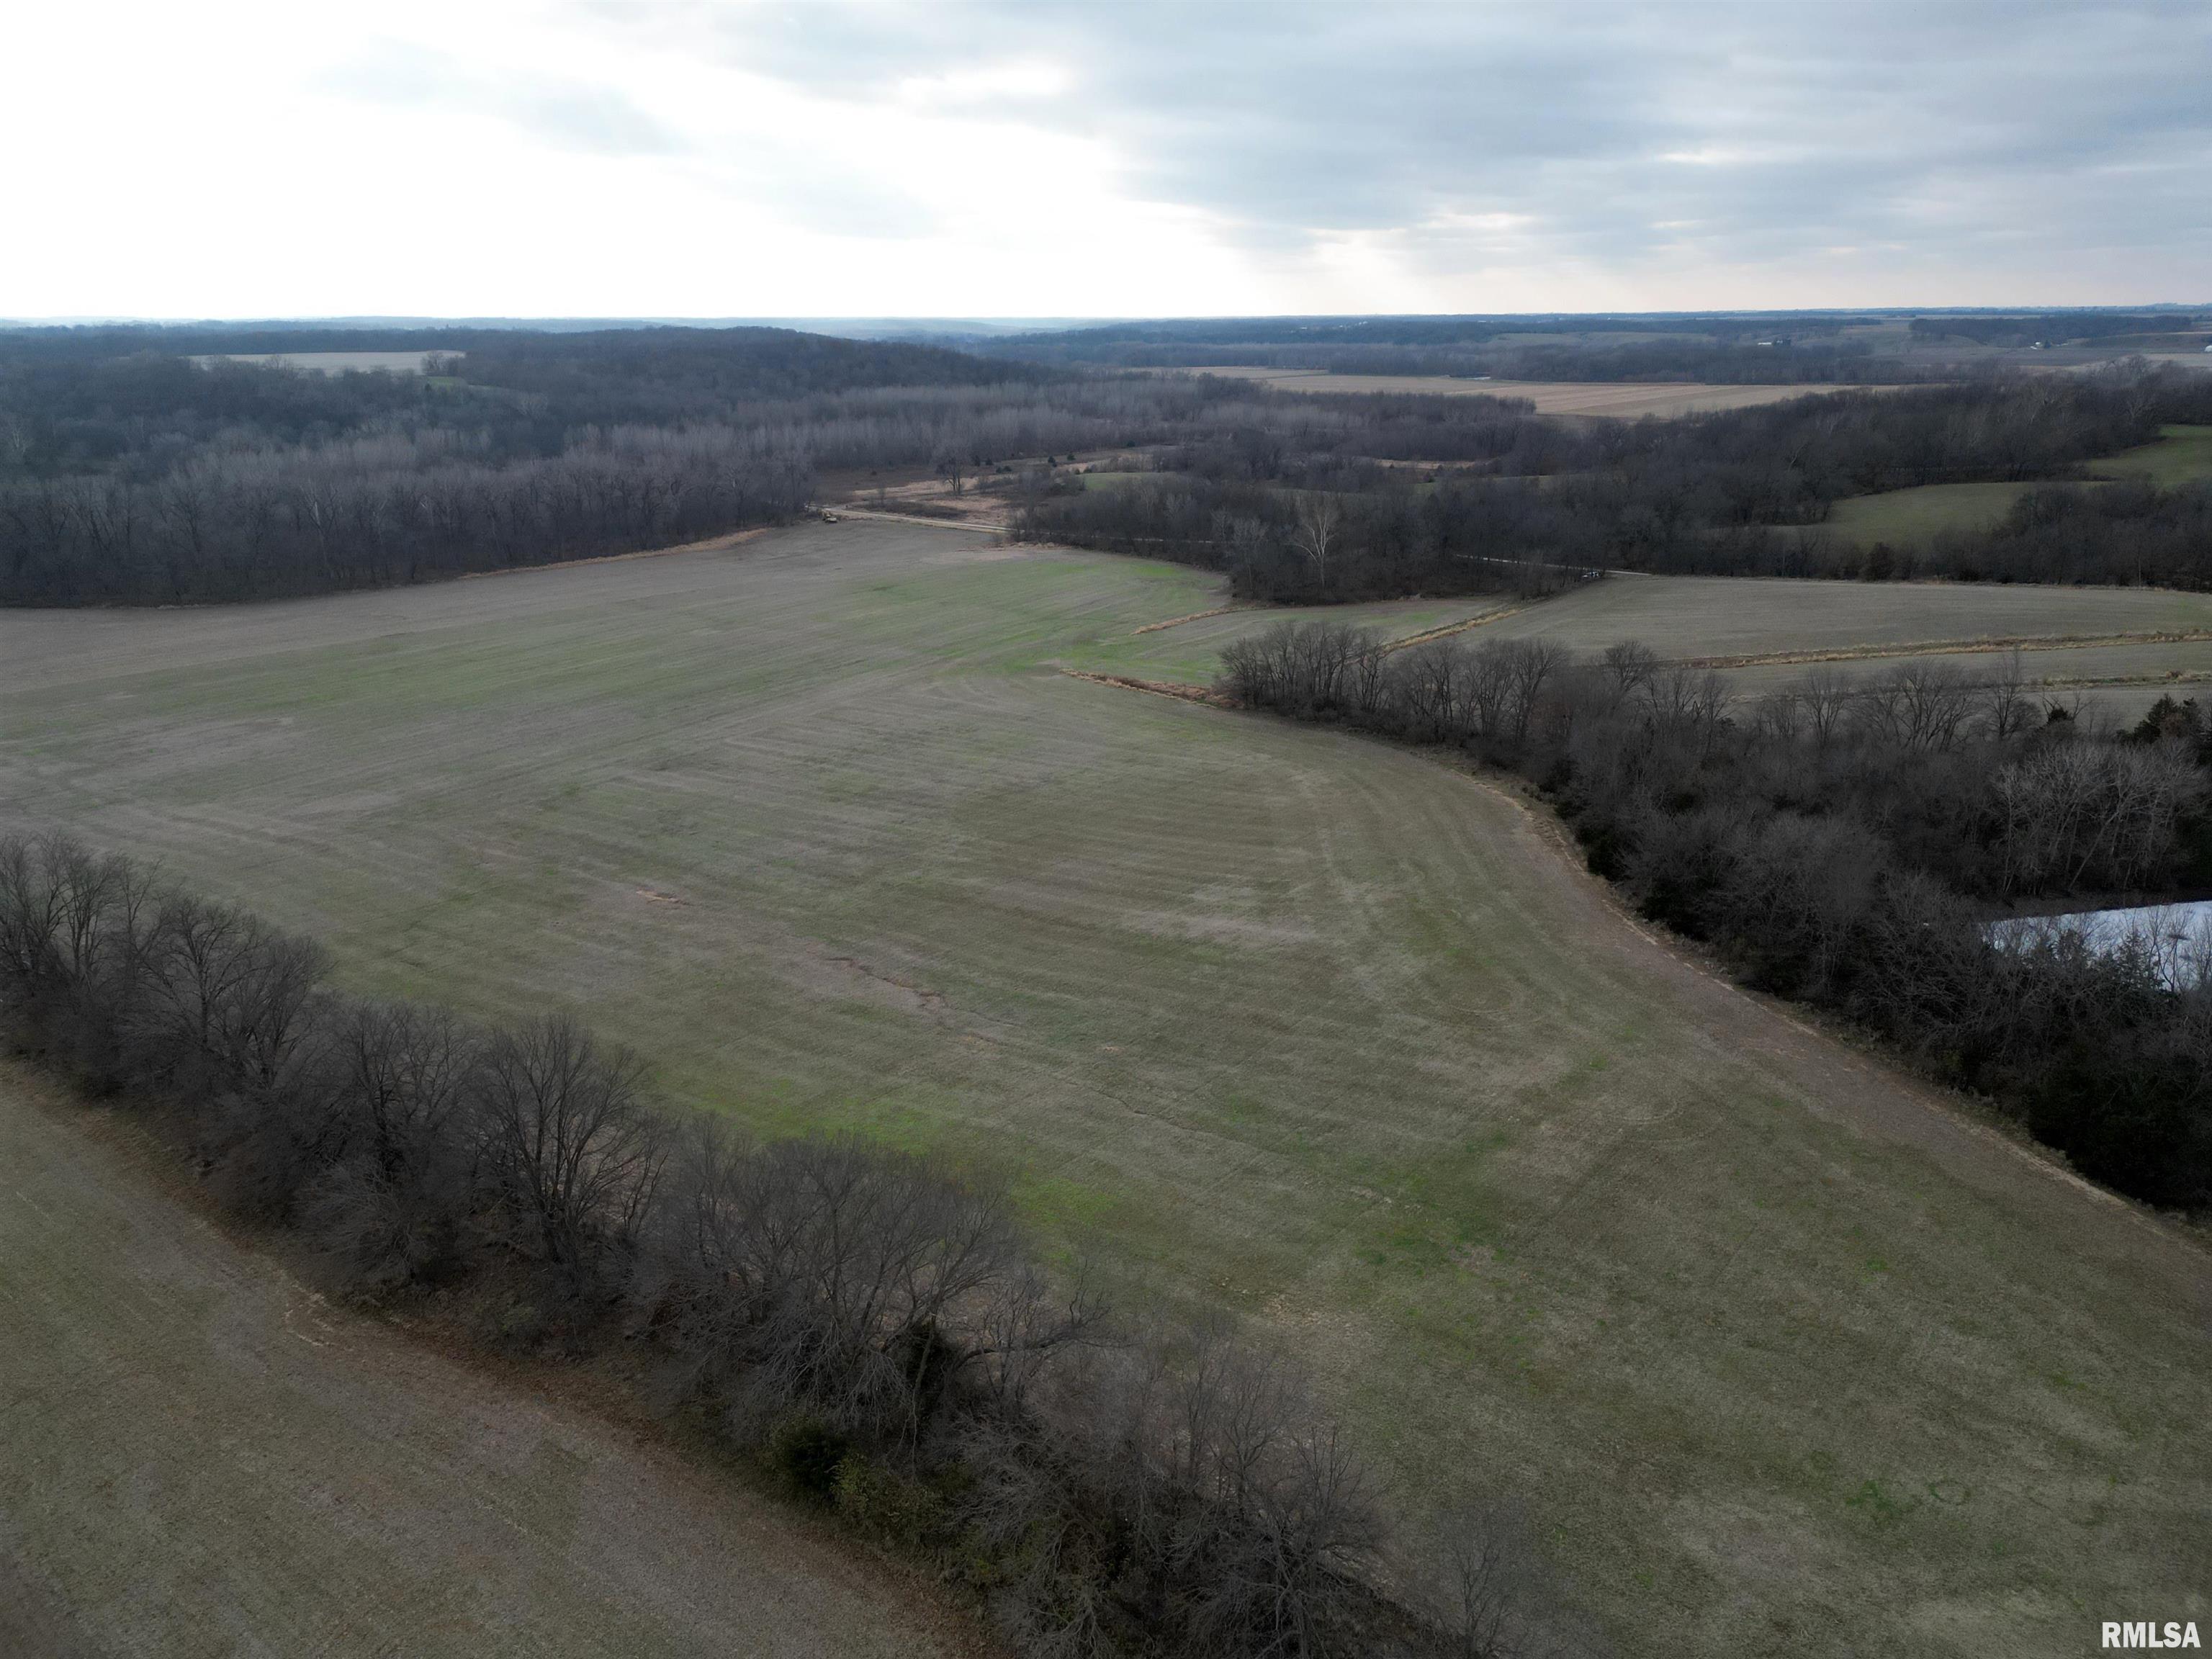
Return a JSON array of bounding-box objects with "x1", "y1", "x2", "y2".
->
[
  {"x1": 190, "y1": 349, "x2": 445, "y2": 374},
  {"x1": 1162, "y1": 365, "x2": 1872, "y2": 416},
  {"x1": 5, "y1": 520, "x2": 2208, "y2": 1659}
]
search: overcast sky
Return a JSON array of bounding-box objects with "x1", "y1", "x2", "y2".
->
[{"x1": 8, "y1": 1, "x2": 2208, "y2": 320}]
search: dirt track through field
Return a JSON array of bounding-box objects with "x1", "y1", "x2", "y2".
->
[
  {"x1": 1678, "y1": 626, "x2": 2212, "y2": 670},
  {"x1": 1381, "y1": 604, "x2": 1539, "y2": 650},
  {"x1": 1130, "y1": 603, "x2": 1244, "y2": 634},
  {"x1": 0, "y1": 1065, "x2": 963, "y2": 1659}
]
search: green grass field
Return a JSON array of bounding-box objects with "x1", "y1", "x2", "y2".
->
[
  {"x1": 1823, "y1": 480, "x2": 2033, "y2": 545},
  {"x1": 2092, "y1": 423, "x2": 2212, "y2": 488},
  {"x1": 1076, "y1": 572, "x2": 2212, "y2": 693},
  {"x1": 1821, "y1": 425, "x2": 2212, "y2": 547},
  {"x1": 5, "y1": 523, "x2": 2208, "y2": 1658}
]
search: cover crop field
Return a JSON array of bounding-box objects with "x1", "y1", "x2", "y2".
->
[{"x1": 4, "y1": 522, "x2": 2208, "y2": 1657}]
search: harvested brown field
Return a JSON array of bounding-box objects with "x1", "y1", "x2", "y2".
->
[{"x1": 0, "y1": 1061, "x2": 965, "y2": 1659}]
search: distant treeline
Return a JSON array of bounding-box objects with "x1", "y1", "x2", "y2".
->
[
  {"x1": 1309, "y1": 341, "x2": 1946, "y2": 385},
  {"x1": 0, "y1": 830, "x2": 1602, "y2": 1659},
  {"x1": 1016, "y1": 373, "x2": 2212, "y2": 601},
  {"x1": 981, "y1": 311, "x2": 2198, "y2": 382},
  {"x1": 1223, "y1": 624, "x2": 2212, "y2": 1211},
  {"x1": 4, "y1": 424, "x2": 817, "y2": 603},
  {"x1": 1908, "y1": 314, "x2": 2194, "y2": 348},
  {"x1": 998, "y1": 338, "x2": 1946, "y2": 386}
]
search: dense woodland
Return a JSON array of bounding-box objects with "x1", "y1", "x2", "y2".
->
[
  {"x1": 0, "y1": 326, "x2": 1060, "y2": 603},
  {"x1": 1223, "y1": 624, "x2": 2212, "y2": 1210},
  {"x1": 0, "y1": 831, "x2": 1600, "y2": 1659}
]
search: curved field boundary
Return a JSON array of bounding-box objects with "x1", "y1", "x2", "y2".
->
[
  {"x1": 1476, "y1": 776, "x2": 2209, "y2": 1267},
  {"x1": 1679, "y1": 627, "x2": 2212, "y2": 670},
  {"x1": 1067, "y1": 669, "x2": 2212, "y2": 1295}
]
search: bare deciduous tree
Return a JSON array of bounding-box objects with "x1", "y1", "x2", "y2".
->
[
  {"x1": 475, "y1": 1015, "x2": 663, "y2": 1277},
  {"x1": 1291, "y1": 493, "x2": 1341, "y2": 588}
]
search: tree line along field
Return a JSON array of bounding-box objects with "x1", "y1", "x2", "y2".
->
[
  {"x1": 5, "y1": 521, "x2": 2210, "y2": 1657},
  {"x1": 1078, "y1": 566, "x2": 2212, "y2": 719},
  {"x1": 0, "y1": 1061, "x2": 958, "y2": 1659}
]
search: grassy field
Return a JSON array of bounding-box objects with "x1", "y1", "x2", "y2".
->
[
  {"x1": 5, "y1": 523, "x2": 2209, "y2": 1657},
  {"x1": 1820, "y1": 424, "x2": 2212, "y2": 547},
  {"x1": 2092, "y1": 423, "x2": 2212, "y2": 487},
  {"x1": 1159, "y1": 366, "x2": 1861, "y2": 418},
  {"x1": 0, "y1": 1062, "x2": 956, "y2": 1659},
  {"x1": 1072, "y1": 570, "x2": 2212, "y2": 719},
  {"x1": 1442, "y1": 574, "x2": 2212, "y2": 723},
  {"x1": 1823, "y1": 481, "x2": 2031, "y2": 545},
  {"x1": 1082, "y1": 570, "x2": 2212, "y2": 667}
]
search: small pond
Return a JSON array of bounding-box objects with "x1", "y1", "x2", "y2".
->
[{"x1": 1987, "y1": 899, "x2": 2212, "y2": 988}]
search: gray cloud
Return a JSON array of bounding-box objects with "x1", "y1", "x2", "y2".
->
[{"x1": 583, "y1": 0, "x2": 2212, "y2": 297}]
